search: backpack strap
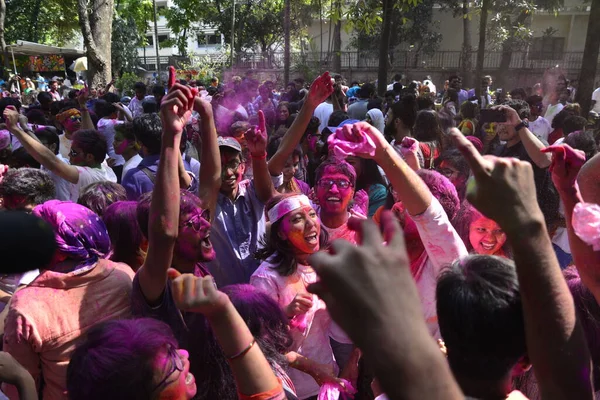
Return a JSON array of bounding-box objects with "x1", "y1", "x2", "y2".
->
[{"x1": 141, "y1": 167, "x2": 156, "y2": 184}]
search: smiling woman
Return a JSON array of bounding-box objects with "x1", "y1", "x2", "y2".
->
[
  {"x1": 251, "y1": 194, "x2": 352, "y2": 399},
  {"x1": 454, "y1": 202, "x2": 510, "y2": 258}
]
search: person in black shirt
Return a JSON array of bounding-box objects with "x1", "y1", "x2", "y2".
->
[{"x1": 490, "y1": 100, "x2": 560, "y2": 230}]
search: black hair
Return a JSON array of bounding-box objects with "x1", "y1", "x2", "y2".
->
[
  {"x1": 389, "y1": 94, "x2": 417, "y2": 129},
  {"x1": 114, "y1": 122, "x2": 136, "y2": 142},
  {"x1": 434, "y1": 148, "x2": 470, "y2": 201},
  {"x1": 354, "y1": 158, "x2": 386, "y2": 191},
  {"x1": 8, "y1": 147, "x2": 40, "y2": 169},
  {"x1": 0, "y1": 168, "x2": 56, "y2": 208},
  {"x1": 563, "y1": 115, "x2": 588, "y2": 136},
  {"x1": 255, "y1": 194, "x2": 329, "y2": 276},
  {"x1": 221, "y1": 284, "x2": 293, "y2": 370},
  {"x1": 152, "y1": 85, "x2": 165, "y2": 97},
  {"x1": 0, "y1": 97, "x2": 21, "y2": 114},
  {"x1": 552, "y1": 108, "x2": 578, "y2": 130},
  {"x1": 384, "y1": 90, "x2": 396, "y2": 99},
  {"x1": 78, "y1": 182, "x2": 128, "y2": 217},
  {"x1": 142, "y1": 98, "x2": 158, "y2": 114},
  {"x1": 417, "y1": 95, "x2": 435, "y2": 110},
  {"x1": 101, "y1": 93, "x2": 121, "y2": 104},
  {"x1": 367, "y1": 97, "x2": 383, "y2": 111},
  {"x1": 68, "y1": 89, "x2": 79, "y2": 99},
  {"x1": 445, "y1": 88, "x2": 459, "y2": 104},
  {"x1": 103, "y1": 201, "x2": 145, "y2": 271},
  {"x1": 67, "y1": 318, "x2": 177, "y2": 400},
  {"x1": 37, "y1": 91, "x2": 53, "y2": 105},
  {"x1": 133, "y1": 82, "x2": 147, "y2": 92},
  {"x1": 413, "y1": 110, "x2": 444, "y2": 151},
  {"x1": 502, "y1": 99, "x2": 530, "y2": 120},
  {"x1": 72, "y1": 129, "x2": 108, "y2": 163},
  {"x1": 35, "y1": 127, "x2": 60, "y2": 155},
  {"x1": 93, "y1": 99, "x2": 117, "y2": 119},
  {"x1": 25, "y1": 108, "x2": 48, "y2": 125},
  {"x1": 392, "y1": 82, "x2": 403, "y2": 93},
  {"x1": 393, "y1": 73, "x2": 403, "y2": 82},
  {"x1": 460, "y1": 101, "x2": 478, "y2": 119},
  {"x1": 509, "y1": 88, "x2": 527, "y2": 99},
  {"x1": 133, "y1": 113, "x2": 162, "y2": 155},
  {"x1": 437, "y1": 255, "x2": 526, "y2": 381},
  {"x1": 358, "y1": 83, "x2": 376, "y2": 99},
  {"x1": 565, "y1": 130, "x2": 598, "y2": 161}
]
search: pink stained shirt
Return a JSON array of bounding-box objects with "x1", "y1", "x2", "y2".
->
[
  {"x1": 2, "y1": 259, "x2": 134, "y2": 400},
  {"x1": 410, "y1": 197, "x2": 468, "y2": 339}
]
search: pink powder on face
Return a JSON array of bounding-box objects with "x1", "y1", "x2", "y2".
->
[{"x1": 316, "y1": 169, "x2": 354, "y2": 215}]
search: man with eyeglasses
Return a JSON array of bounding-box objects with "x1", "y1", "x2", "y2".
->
[
  {"x1": 206, "y1": 120, "x2": 281, "y2": 288},
  {"x1": 313, "y1": 157, "x2": 362, "y2": 244}
]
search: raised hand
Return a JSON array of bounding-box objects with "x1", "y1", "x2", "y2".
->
[
  {"x1": 307, "y1": 211, "x2": 416, "y2": 346},
  {"x1": 77, "y1": 84, "x2": 90, "y2": 109},
  {"x1": 160, "y1": 83, "x2": 194, "y2": 136},
  {"x1": 2, "y1": 107, "x2": 19, "y2": 130},
  {"x1": 170, "y1": 272, "x2": 230, "y2": 317},
  {"x1": 246, "y1": 110, "x2": 268, "y2": 156},
  {"x1": 450, "y1": 129, "x2": 543, "y2": 232},
  {"x1": 337, "y1": 121, "x2": 388, "y2": 159},
  {"x1": 306, "y1": 72, "x2": 334, "y2": 108},
  {"x1": 168, "y1": 66, "x2": 177, "y2": 89},
  {"x1": 490, "y1": 105, "x2": 521, "y2": 126},
  {"x1": 541, "y1": 144, "x2": 586, "y2": 192}
]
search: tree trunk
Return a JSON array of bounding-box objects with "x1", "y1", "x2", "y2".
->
[
  {"x1": 575, "y1": 0, "x2": 600, "y2": 115},
  {"x1": 475, "y1": 0, "x2": 489, "y2": 100},
  {"x1": 78, "y1": 0, "x2": 114, "y2": 87},
  {"x1": 283, "y1": 0, "x2": 290, "y2": 84},
  {"x1": 0, "y1": 0, "x2": 9, "y2": 76},
  {"x1": 152, "y1": 0, "x2": 161, "y2": 76},
  {"x1": 332, "y1": 0, "x2": 342, "y2": 73},
  {"x1": 460, "y1": 0, "x2": 473, "y2": 88},
  {"x1": 377, "y1": 0, "x2": 392, "y2": 95}
]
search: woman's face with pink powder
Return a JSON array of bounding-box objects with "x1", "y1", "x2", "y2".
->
[
  {"x1": 279, "y1": 205, "x2": 321, "y2": 255},
  {"x1": 469, "y1": 216, "x2": 506, "y2": 256},
  {"x1": 154, "y1": 347, "x2": 197, "y2": 400},
  {"x1": 316, "y1": 166, "x2": 354, "y2": 215}
]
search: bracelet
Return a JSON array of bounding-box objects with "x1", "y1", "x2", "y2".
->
[
  {"x1": 251, "y1": 152, "x2": 267, "y2": 160},
  {"x1": 227, "y1": 339, "x2": 255, "y2": 360}
]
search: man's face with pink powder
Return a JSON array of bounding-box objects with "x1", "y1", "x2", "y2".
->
[{"x1": 316, "y1": 166, "x2": 355, "y2": 215}]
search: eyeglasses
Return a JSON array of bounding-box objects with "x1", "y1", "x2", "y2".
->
[
  {"x1": 223, "y1": 159, "x2": 242, "y2": 171},
  {"x1": 183, "y1": 209, "x2": 211, "y2": 232},
  {"x1": 437, "y1": 167, "x2": 459, "y2": 179},
  {"x1": 69, "y1": 115, "x2": 82, "y2": 122},
  {"x1": 68, "y1": 149, "x2": 81, "y2": 157},
  {"x1": 317, "y1": 179, "x2": 353, "y2": 190},
  {"x1": 152, "y1": 345, "x2": 185, "y2": 392}
]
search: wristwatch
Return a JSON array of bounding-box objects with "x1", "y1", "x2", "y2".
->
[{"x1": 515, "y1": 120, "x2": 529, "y2": 132}]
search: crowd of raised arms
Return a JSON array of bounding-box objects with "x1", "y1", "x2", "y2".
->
[{"x1": 0, "y1": 66, "x2": 599, "y2": 400}]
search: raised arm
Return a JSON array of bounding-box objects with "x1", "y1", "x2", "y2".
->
[
  {"x1": 137, "y1": 84, "x2": 192, "y2": 304},
  {"x1": 544, "y1": 147, "x2": 600, "y2": 303},
  {"x1": 343, "y1": 121, "x2": 431, "y2": 216},
  {"x1": 247, "y1": 111, "x2": 275, "y2": 203},
  {"x1": 268, "y1": 72, "x2": 333, "y2": 177},
  {"x1": 308, "y1": 213, "x2": 463, "y2": 399},
  {"x1": 495, "y1": 105, "x2": 551, "y2": 168},
  {"x1": 452, "y1": 132, "x2": 592, "y2": 399},
  {"x1": 195, "y1": 97, "x2": 221, "y2": 216},
  {"x1": 171, "y1": 273, "x2": 284, "y2": 398},
  {"x1": 3, "y1": 108, "x2": 80, "y2": 184},
  {"x1": 77, "y1": 87, "x2": 95, "y2": 131}
]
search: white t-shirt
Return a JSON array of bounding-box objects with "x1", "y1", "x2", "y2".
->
[
  {"x1": 313, "y1": 102, "x2": 334, "y2": 133},
  {"x1": 58, "y1": 134, "x2": 72, "y2": 160},
  {"x1": 592, "y1": 88, "x2": 600, "y2": 113},
  {"x1": 121, "y1": 154, "x2": 142, "y2": 181},
  {"x1": 528, "y1": 117, "x2": 552, "y2": 141},
  {"x1": 41, "y1": 154, "x2": 73, "y2": 201},
  {"x1": 97, "y1": 118, "x2": 125, "y2": 166},
  {"x1": 69, "y1": 163, "x2": 117, "y2": 201},
  {"x1": 544, "y1": 103, "x2": 564, "y2": 126}
]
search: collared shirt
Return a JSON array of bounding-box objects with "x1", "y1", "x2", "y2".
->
[
  {"x1": 207, "y1": 176, "x2": 283, "y2": 286},
  {"x1": 2, "y1": 259, "x2": 134, "y2": 400},
  {"x1": 121, "y1": 154, "x2": 198, "y2": 201}
]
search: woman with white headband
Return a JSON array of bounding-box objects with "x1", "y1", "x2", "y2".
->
[{"x1": 251, "y1": 193, "x2": 352, "y2": 400}]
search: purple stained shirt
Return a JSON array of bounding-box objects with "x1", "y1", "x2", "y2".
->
[{"x1": 121, "y1": 154, "x2": 198, "y2": 201}]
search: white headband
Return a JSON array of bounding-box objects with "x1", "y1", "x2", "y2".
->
[{"x1": 267, "y1": 195, "x2": 311, "y2": 224}]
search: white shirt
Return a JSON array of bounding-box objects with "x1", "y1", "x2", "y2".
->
[
  {"x1": 592, "y1": 88, "x2": 600, "y2": 113},
  {"x1": 313, "y1": 102, "x2": 334, "y2": 133},
  {"x1": 69, "y1": 163, "x2": 117, "y2": 201},
  {"x1": 528, "y1": 117, "x2": 552, "y2": 141},
  {"x1": 97, "y1": 118, "x2": 125, "y2": 166},
  {"x1": 251, "y1": 260, "x2": 351, "y2": 399},
  {"x1": 544, "y1": 103, "x2": 564, "y2": 126},
  {"x1": 41, "y1": 154, "x2": 72, "y2": 201},
  {"x1": 58, "y1": 134, "x2": 72, "y2": 160},
  {"x1": 121, "y1": 154, "x2": 143, "y2": 181}
]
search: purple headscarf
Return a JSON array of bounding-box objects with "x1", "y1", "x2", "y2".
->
[{"x1": 33, "y1": 200, "x2": 110, "y2": 271}]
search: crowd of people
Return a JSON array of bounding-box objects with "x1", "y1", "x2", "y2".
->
[{"x1": 0, "y1": 65, "x2": 598, "y2": 400}]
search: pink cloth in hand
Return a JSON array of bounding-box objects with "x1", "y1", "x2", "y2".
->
[
  {"x1": 328, "y1": 127, "x2": 376, "y2": 158},
  {"x1": 317, "y1": 379, "x2": 357, "y2": 400},
  {"x1": 573, "y1": 202, "x2": 600, "y2": 251},
  {"x1": 398, "y1": 136, "x2": 418, "y2": 158}
]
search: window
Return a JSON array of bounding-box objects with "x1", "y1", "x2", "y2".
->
[
  {"x1": 197, "y1": 33, "x2": 220, "y2": 47},
  {"x1": 145, "y1": 35, "x2": 154, "y2": 47},
  {"x1": 158, "y1": 34, "x2": 169, "y2": 44},
  {"x1": 530, "y1": 37, "x2": 565, "y2": 60}
]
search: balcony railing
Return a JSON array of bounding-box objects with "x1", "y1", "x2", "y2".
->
[{"x1": 138, "y1": 51, "x2": 593, "y2": 72}]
